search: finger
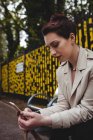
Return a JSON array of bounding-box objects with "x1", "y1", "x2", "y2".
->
[
  {"x1": 18, "y1": 121, "x2": 25, "y2": 128},
  {"x1": 18, "y1": 117, "x2": 28, "y2": 124},
  {"x1": 18, "y1": 119, "x2": 28, "y2": 129},
  {"x1": 24, "y1": 107, "x2": 32, "y2": 112},
  {"x1": 21, "y1": 111, "x2": 35, "y2": 118},
  {"x1": 18, "y1": 116, "x2": 34, "y2": 127},
  {"x1": 18, "y1": 124, "x2": 27, "y2": 131},
  {"x1": 18, "y1": 115, "x2": 22, "y2": 121},
  {"x1": 18, "y1": 115, "x2": 27, "y2": 125}
]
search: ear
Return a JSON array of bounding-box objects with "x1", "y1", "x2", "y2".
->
[{"x1": 70, "y1": 33, "x2": 75, "y2": 43}]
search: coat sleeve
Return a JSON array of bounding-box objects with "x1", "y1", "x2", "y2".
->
[
  {"x1": 40, "y1": 83, "x2": 70, "y2": 116},
  {"x1": 40, "y1": 67, "x2": 70, "y2": 116},
  {"x1": 50, "y1": 70, "x2": 93, "y2": 128}
]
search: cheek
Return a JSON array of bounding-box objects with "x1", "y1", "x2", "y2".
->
[
  {"x1": 58, "y1": 45, "x2": 72, "y2": 57},
  {"x1": 57, "y1": 41, "x2": 72, "y2": 56},
  {"x1": 58, "y1": 46, "x2": 69, "y2": 55},
  {"x1": 63, "y1": 42, "x2": 72, "y2": 55}
]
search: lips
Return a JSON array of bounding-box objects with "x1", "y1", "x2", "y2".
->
[
  {"x1": 57, "y1": 55, "x2": 61, "y2": 59},
  {"x1": 57, "y1": 56, "x2": 62, "y2": 61}
]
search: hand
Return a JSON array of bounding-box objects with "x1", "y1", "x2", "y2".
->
[
  {"x1": 24, "y1": 107, "x2": 32, "y2": 112},
  {"x1": 18, "y1": 111, "x2": 52, "y2": 131},
  {"x1": 17, "y1": 107, "x2": 32, "y2": 118}
]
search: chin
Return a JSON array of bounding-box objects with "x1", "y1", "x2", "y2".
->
[{"x1": 60, "y1": 58, "x2": 67, "y2": 63}]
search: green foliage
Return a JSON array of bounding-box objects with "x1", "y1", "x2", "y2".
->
[
  {"x1": 0, "y1": 31, "x2": 8, "y2": 62},
  {"x1": 65, "y1": 0, "x2": 93, "y2": 17},
  {"x1": 0, "y1": 0, "x2": 22, "y2": 60},
  {"x1": 0, "y1": 0, "x2": 65, "y2": 61},
  {"x1": 0, "y1": 0, "x2": 92, "y2": 62}
]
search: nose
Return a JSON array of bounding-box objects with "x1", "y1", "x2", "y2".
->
[{"x1": 50, "y1": 48, "x2": 56, "y2": 56}]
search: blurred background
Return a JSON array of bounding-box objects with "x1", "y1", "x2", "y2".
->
[
  {"x1": 0, "y1": 0, "x2": 93, "y2": 104},
  {"x1": 0, "y1": 0, "x2": 93, "y2": 61}
]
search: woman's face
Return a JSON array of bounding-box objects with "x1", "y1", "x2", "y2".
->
[{"x1": 44, "y1": 32, "x2": 75, "y2": 62}]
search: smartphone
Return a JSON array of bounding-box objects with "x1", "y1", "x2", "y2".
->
[
  {"x1": 9, "y1": 102, "x2": 21, "y2": 112},
  {"x1": 8, "y1": 102, "x2": 27, "y2": 119}
]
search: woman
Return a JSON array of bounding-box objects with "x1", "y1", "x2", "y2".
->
[{"x1": 18, "y1": 13, "x2": 93, "y2": 140}]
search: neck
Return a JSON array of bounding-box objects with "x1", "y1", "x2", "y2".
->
[{"x1": 69, "y1": 45, "x2": 80, "y2": 70}]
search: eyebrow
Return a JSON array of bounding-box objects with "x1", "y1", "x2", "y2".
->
[{"x1": 45, "y1": 40, "x2": 59, "y2": 47}]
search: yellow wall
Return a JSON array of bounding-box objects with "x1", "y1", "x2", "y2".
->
[
  {"x1": 76, "y1": 17, "x2": 93, "y2": 49},
  {"x1": 1, "y1": 46, "x2": 59, "y2": 98},
  {"x1": 8, "y1": 56, "x2": 24, "y2": 95},
  {"x1": 25, "y1": 46, "x2": 59, "y2": 97},
  {"x1": 2, "y1": 65, "x2": 8, "y2": 92}
]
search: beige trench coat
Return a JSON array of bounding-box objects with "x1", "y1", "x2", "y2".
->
[{"x1": 40, "y1": 47, "x2": 93, "y2": 129}]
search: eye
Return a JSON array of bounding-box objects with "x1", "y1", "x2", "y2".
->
[{"x1": 50, "y1": 41, "x2": 60, "y2": 48}]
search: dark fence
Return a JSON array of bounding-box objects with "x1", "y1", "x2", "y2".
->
[{"x1": 0, "y1": 46, "x2": 59, "y2": 100}]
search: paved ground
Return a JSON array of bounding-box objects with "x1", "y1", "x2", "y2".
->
[
  {"x1": 0, "y1": 95, "x2": 48, "y2": 140},
  {"x1": 0, "y1": 95, "x2": 35, "y2": 140},
  {"x1": 0, "y1": 101, "x2": 27, "y2": 140}
]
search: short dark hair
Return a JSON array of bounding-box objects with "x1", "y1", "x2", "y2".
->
[{"x1": 42, "y1": 13, "x2": 76, "y2": 39}]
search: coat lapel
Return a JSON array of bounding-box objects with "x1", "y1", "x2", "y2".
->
[
  {"x1": 62, "y1": 47, "x2": 87, "y2": 96},
  {"x1": 63, "y1": 62, "x2": 72, "y2": 95},
  {"x1": 71, "y1": 70, "x2": 82, "y2": 96},
  {"x1": 71, "y1": 47, "x2": 87, "y2": 96},
  {"x1": 60, "y1": 47, "x2": 88, "y2": 97}
]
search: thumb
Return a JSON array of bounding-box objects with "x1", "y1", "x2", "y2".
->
[
  {"x1": 21, "y1": 111, "x2": 36, "y2": 118},
  {"x1": 24, "y1": 107, "x2": 32, "y2": 112}
]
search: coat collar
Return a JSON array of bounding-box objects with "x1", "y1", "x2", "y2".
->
[{"x1": 61, "y1": 47, "x2": 87, "y2": 74}]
